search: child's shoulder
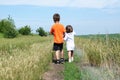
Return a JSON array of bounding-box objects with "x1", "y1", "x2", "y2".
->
[
  {"x1": 52, "y1": 23, "x2": 64, "y2": 27},
  {"x1": 65, "y1": 31, "x2": 76, "y2": 36}
]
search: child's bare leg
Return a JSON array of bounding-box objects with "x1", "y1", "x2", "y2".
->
[
  {"x1": 60, "y1": 50, "x2": 64, "y2": 63},
  {"x1": 55, "y1": 50, "x2": 61, "y2": 64},
  {"x1": 60, "y1": 50, "x2": 64, "y2": 58},
  {"x1": 71, "y1": 50, "x2": 73, "y2": 57},
  {"x1": 56, "y1": 50, "x2": 60, "y2": 60},
  {"x1": 68, "y1": 51, "x2": 72, "y2": 62},
  {"x1": 71, "y1": 51, "x2": 74, "y2": 61}
]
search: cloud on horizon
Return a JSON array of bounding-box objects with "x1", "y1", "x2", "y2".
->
[{"x1": 0, "y1": 0, "x2": 120, "y2": 9}]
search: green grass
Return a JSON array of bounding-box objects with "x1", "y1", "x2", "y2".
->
[
  {"x1": 63, "y1": 47, "x2": 82, "y2": 80},
  {"x1": 64, "y1": 62, "x2": 81, "y2": 80}
]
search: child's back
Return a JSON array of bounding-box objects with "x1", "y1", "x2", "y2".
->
[
  {"x1": 51, "y1": 22, "x2": 65, "y2": 43},
  {"x1": 64, "y1": 31, "x2": 75, "y2": 51},
  {"x1": 50, "y1": 13, "x2": 65, "y2": 64}
]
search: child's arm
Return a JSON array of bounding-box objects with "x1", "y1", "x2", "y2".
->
[
  {"x1": 50, "y1": 27, "x2": 54, "y2": 35},
  {"x1": 49, "y1": 32, "x2": 53, "y2": 35},
  {"x1": 64, "y1": 33, "x2": 67, "y2": 41}
]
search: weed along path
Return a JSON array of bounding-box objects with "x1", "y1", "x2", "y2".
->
[{"x1": 42, "y1": 63, "x2": 64, "y2": 80}]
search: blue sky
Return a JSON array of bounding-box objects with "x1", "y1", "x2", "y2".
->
[{"x1": 0, "y1": 0, "x2": 120, "y2": 35}]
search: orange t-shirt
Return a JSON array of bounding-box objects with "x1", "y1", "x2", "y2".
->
[{"x1": 50, "y1": 23, "x2": 65, "y2": 43}]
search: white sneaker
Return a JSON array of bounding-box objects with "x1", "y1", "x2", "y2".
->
[
  {"x1": 69, "y1": 58, "x2": 72, "y2": 63},
  {"x1": 71, "y1": 57, "x2": 74, "y2": 62}
]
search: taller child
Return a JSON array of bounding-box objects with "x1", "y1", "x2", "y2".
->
[{"x1": 50, "y1": 13, "x2": 65, "y2": 64}]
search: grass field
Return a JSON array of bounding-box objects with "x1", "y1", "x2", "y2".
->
[
  {"x1": 0, "y1": 35, "x2": 53, "y2": 80},
  {"x1": 0, "y1": 33, "x2": 120, "y2": 80}
]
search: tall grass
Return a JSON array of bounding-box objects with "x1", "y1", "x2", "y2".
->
[
  {"x1": 76, "y1": 35, "x2": 120, "y2": 66},
  {"x1": 75, "y1": 34, "x2": 120, "y2": 79},
  {"x1": 0, "y1": 35, "x2": 53, "y2": 80}
]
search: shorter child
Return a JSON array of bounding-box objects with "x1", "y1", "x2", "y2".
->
[{"x1": 64, "y1": 25, "x2": 75, "y2": 62}]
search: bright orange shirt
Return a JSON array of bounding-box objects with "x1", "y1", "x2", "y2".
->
[{"x1": 50, "y1": 23, "x2": 65, "y2": 43}]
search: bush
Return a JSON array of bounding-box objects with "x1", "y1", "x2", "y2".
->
[
  {"x1": 36, "y1": 27, "x2": 47, "y2": 36},
  {"x1": 0, "y1": 16, "x2": 18, "y2": 38},
  {"x1": 4, "y1": 27, "x2": 18, "y2": 38},
  {"x1": 19, "y1": 25, "x2": 31, "y2": 35}
]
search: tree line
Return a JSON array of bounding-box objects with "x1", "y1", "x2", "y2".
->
[{"x1": 0, "y1": 16, "x2": 48, "y2": 38}]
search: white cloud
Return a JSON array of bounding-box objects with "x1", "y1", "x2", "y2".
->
[
  {"x1": 0, "y1": 0, "x2": 69, "y2": 6},
  {"x1": 0, "y1": 0, "x2": 120, "y2": 8}
]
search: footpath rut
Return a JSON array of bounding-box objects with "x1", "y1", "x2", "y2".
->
[{"x1": 42, "y1": 63, "x2": 64, "y2": 80}]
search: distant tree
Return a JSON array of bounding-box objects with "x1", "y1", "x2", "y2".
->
[
  {"x1": 18, "y1": 25, "x2": 31, "y2": 35},
  {"x1": 0, "y1": 16, "x2": 18, "y2": 38},
  {"x1": 4, "y1": 27, "x2": 18, "y2": 38},
  {"x1": 36, "y1": 27, "x2": 47, "y2": 36}
]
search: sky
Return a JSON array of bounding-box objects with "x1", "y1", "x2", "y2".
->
[{"x1": 0, "y1": 0, "x2": 120, "y2": 35}]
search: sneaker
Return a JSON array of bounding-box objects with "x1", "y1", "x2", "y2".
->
[
  {"x1": 71, "y1": 57, "x2": 74, "y2": 62},
  {"x1": 60, "y1": 58, "x2": 64, "y2": 64},
  {"x1": 69, "y1": 58, "x2": 72, "y2": 63},
  {"x1": 56, "y1": 60, "x2": 60, "y2": 64}
]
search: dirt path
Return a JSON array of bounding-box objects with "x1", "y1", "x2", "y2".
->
[{"x1": 42, "y1": 63, "x2": 64, "y2": 80}]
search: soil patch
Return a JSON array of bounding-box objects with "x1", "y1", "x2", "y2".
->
[{"x1": 42, "y1": 63, "x2": 64, "y2": 80}]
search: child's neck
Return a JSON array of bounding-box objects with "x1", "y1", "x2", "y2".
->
[{"x1": 55, "y1": 21, "x2": 59, "y2": 24}]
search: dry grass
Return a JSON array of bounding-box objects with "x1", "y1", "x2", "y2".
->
[
  {"x1": 75, "y1": 36, "x2": 120, "y2": 80},
  {"x1": 0, "y1": 36, "x2": 53, "y2": 80}
]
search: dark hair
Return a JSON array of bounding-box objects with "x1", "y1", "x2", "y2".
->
[
  {"x1": 53, "y1": 13, "x2": 60, "y2": 22},
  {"x1": 66, "y1": 25, "x2": 73, "y2": 33}
]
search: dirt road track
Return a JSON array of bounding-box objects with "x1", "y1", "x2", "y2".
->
[{"x1": 42, "y1": 63, "x2": 64, "y2": 80}]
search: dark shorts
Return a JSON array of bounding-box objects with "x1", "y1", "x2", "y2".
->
[{"x1": 53, "y1": 43, "x2": 63, "y2": 51}]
